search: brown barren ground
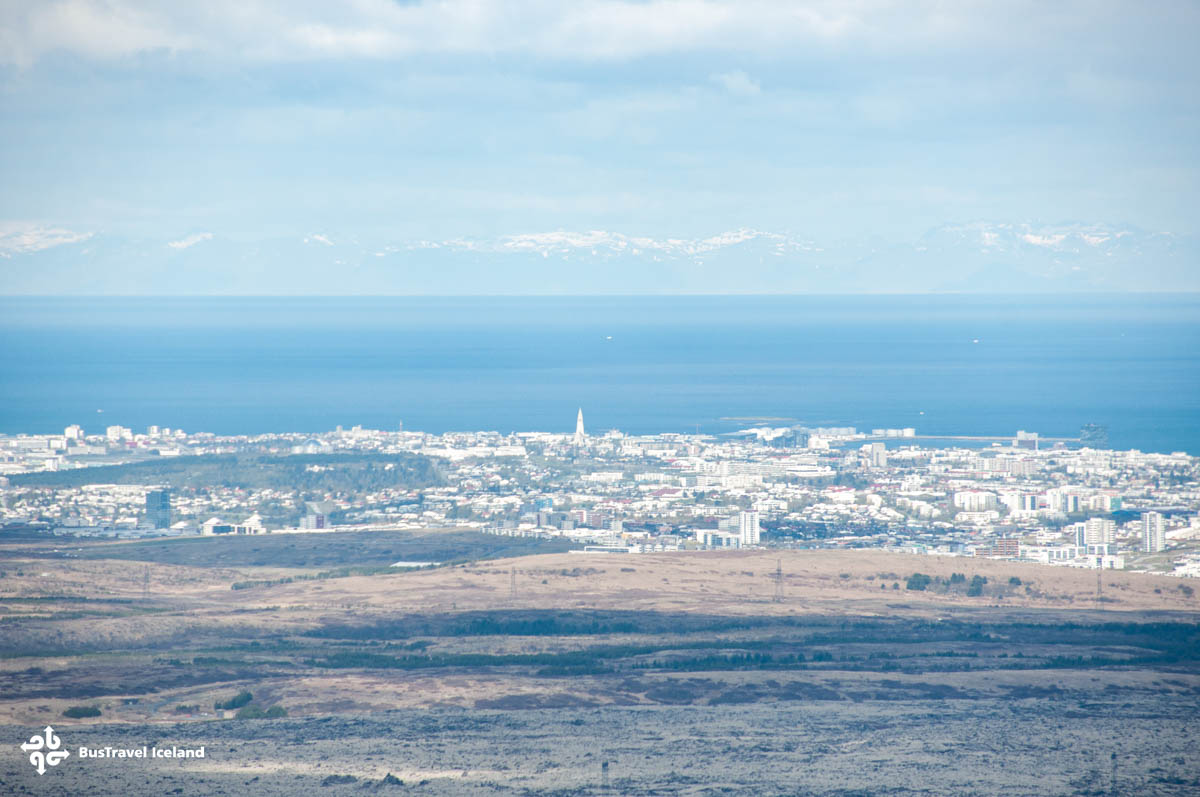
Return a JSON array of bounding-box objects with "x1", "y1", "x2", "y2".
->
[{"x1": 2, "y1": 543, "x2": 1198, "y2": 795}]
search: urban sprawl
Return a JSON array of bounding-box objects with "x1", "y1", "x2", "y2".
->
[{"x1": 2, "y1": 412, "x2": 1198, "y2": 579}]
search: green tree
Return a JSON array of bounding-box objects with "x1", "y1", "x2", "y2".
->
[
  {"x1": 905, "y1": 573, "x2": 932, "y2": 591},
  {"x1": 62, "y1": 706, "x2": 101, "y2": 718},
  {"x1": 215, "y1": 691, "x2": 253, "y2": 710}
]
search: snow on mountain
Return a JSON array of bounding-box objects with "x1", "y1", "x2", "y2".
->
[
  {"x1": 167, "y1": 232, "x2": 214, "y2": 249},
  {"x1": 405, "y1": 228, "x2": 818, "y2": 261},
  {"x1": 919, "y1": 221, "x2": 1156, "y2": 255},
  {"x1": 0, "y1": 222, "x2": 1193, "y2": 293}
]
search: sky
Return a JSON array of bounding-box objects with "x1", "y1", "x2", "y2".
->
[{"x1": 0, "y1": 1, "x2": 1197, "y2": 289}]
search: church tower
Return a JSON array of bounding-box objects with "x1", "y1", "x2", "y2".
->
[{"x1": 574, "y1": 408, "x2": 586, "y2": 446}]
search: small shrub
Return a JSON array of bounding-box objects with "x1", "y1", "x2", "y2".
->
[
  {"x1": 173, "y1": 704, "x2": 200, "y2": 714},
  {"x1": 1008, "y1": 576, "x2": 1022, "y2": 586},
  {"x1": 1179, "y1": 584, "x2": 1195, "y2": 598},
  {"x1": 949, "y1": 573, "x2": 966, "y2": 584},
  {"x1": 235, "y1": 704, "x2": 287, "y2": 719},
  {"x1": 62, "y1": 705, "x2": 101, "y2": 719}
]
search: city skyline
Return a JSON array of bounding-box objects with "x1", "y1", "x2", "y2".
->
[{"x1": 4, "y1": 415, "x2": 1195, "y2": 580}]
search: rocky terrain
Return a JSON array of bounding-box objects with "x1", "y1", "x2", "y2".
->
[{"x1": 2, "y1": 533, "x2": 1198, "y2": 794}]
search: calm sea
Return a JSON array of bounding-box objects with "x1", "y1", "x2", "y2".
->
[{"x1": 1, "y1": 295, "x2": 1197, "y2": 453}]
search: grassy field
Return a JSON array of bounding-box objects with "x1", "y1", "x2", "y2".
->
[{"x1": 1, "y1": 543, "x2": 1198, "y2": 794}]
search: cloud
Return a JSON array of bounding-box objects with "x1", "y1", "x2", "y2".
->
[
  {"x1": 3, "y1": 1, "x2": 1184, "y2": 66},
  {"x1": 167, "y1": 232, "x2": 213, "y2": 249},
  {"x1": 0, "y1": 222, "x2": 93, "y2": 253},
  {"x1": 2, "y1": 0, "x2": 196, "y2": 66},
  {"x1": 711, "y1": 70, "x2": 760, "y2": 96}
]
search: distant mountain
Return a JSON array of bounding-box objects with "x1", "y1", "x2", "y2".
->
[
  {"x1": 913, "y1": 222, "x2": 1195, "y2": 292},
  {"x1": 0, "y1": 222, "x2": 1194, "y2": 294}
]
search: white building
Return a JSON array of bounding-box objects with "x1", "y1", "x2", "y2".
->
[
  {"x1": 738, "y1": 510, "x2": 761, "y2": 546},
  {"x1": 1079, "y1": 517, "x2": 1116, "y2": 546},
  {"x1": 953, "y1": 491, "x2": 997, "y2": 512},
  {"x1": 1019, "y1": 544, "x2": 1084, "y2": 564},
  {"x1": 694, "y1": 529, "x2": 742, "y2": 549},
  {"x1": 868, "y1": 442, "x2": 887, "y2": 468},
  {"x1": 105, "y1": 425, "x2": 133, "y2": 442},
  {"x1": 1142, "y1": 511, "x2": 1166, "y2": 553}
]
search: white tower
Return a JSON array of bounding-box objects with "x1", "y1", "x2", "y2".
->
[
  {"x1": 1142, "y1": 512, "x2": 1165, "y2": 553},
  {"x1": 574, "y1": 408, "x2": 586, "y2": 446},
  {"x1": 738, "y1": 511, "x2": 761, "y2": 546}
]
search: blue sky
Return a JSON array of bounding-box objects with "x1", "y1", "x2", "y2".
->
[{"x1": 0, "y1": 1, "x2": 1197, "y2": 287}]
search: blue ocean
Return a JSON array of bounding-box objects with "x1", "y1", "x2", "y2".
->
[{"x1": 1, "y1": 295, "x2": 1197, "y2": 453}]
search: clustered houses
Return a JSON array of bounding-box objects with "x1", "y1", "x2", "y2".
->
[{"x1": 2, "y1": 421, "x2": 1198, "y2": 578}]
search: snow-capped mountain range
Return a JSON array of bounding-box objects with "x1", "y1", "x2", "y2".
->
[
  {"x1": 1, "y1": 222, "x2": 1194, "y2": 294},
  {"x1": 407, "y1": 229, "x2": 821, "y2": 260}
]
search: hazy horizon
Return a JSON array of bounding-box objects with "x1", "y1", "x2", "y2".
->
[{"x1": 2, "y1": 1, "x2": 1198, "y2": 294}]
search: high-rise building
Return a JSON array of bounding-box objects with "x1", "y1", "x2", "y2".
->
[
  {"x1": 868, "y1": 442, "x2": 887, "y2": 468},
  {"x1": 1078, "y1": 517, "x2": 1116, "y2": 546},
  {"x1": 300, "y1": 510, "x2": 327, "y2": 530},
  {"x1": 145, "y1": 489, "x2": 171, "y2": 529},
  {"x1": 1142, "y1": 512, "x2": 1166, "y2": 553},
  {"x1": 738, "y1": 511, "x2": 761, "y2": 546},
  {"x1": 64, "y1": 424, "x2": 84, "y2": 441},
  {"x1": 574, "y1": 408, "x2": 586, "y2": 446}
]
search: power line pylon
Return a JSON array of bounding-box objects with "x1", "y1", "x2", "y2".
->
[
  {"x1": 773, "y1": 559, "x2": 784, "y2": 603},
  {"x1": 510, "y1": 567, "x2": 517, "y2": 600}
]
